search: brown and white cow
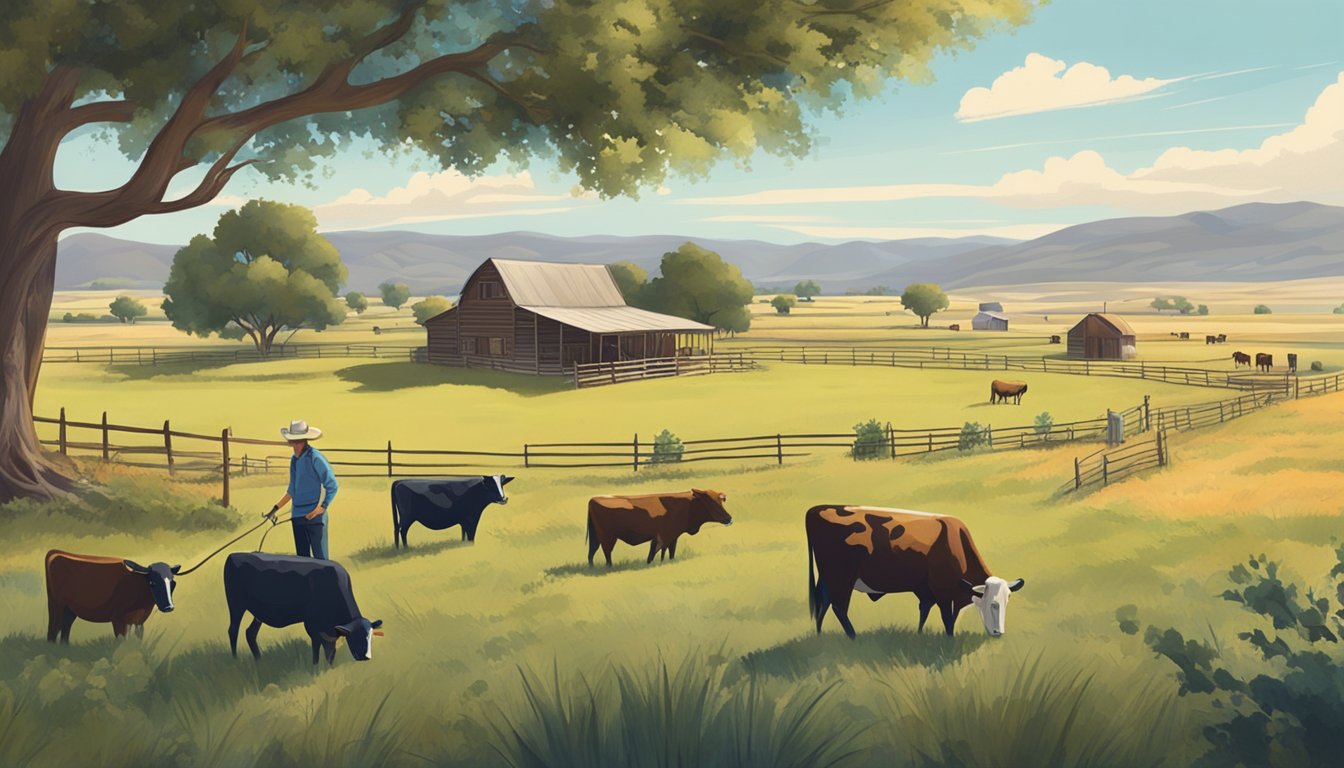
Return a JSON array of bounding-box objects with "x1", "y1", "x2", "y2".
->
[
  {"x1": 990, "y1": 379, "x2": 1029, "y2": 405},
  {"x1": 805, "y1": 506, "x2": 1024, "y2": 638},
  {"x1": 587, "y1": 489, "x2": 733, "y2": 566},
  {"x1": 45, "y1": 550, "x2": 179, "y2": 643}
]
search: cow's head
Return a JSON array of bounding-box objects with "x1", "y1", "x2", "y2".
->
[
  {"x1": 333, "y1": 618, "x2": 384, "y2": 660},
  {"x1": 690, "y1": 489, "x2": 733, "y2": 531},
  {"x1": 123, "y1": 560, "x2": 181, "y2": 613},
  {"x1": 485, "y1": 475, "x2": 514, "y2": 505},
  {"x1": 961, "y1": 576, "x2": 1024, "y2": 637}
]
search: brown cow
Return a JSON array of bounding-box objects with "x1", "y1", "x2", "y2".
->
[
  {"x1": 1232, "y1": 351, "x2": 1252, "y2": 368},
  {"x1": 1206, "y1": 335, "x2": 1217, "y2": 344},
  {"x1": 1049, "y1": 335, "x2": 1062, "y2": 344},
  {"x1": 45, "y1": 550, "x2": 179, "y2": 643},
  {"x1": 1256, "y1": 353, "x2": 1273, "y2": 372},
  {"x1": 948, "y1": 324, "x2": 960, "y2": 331},
  {"x1": 805, "y1": 506, "x2": 1024, "y2": 637},
  {"x1": 990, "y1": 379, "x2": 1028, "y2": 404},
  {"x1": 587, "y1": 490, "x2": 732, "y2": 566}
]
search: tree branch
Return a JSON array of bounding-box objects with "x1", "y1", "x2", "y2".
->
[
  {"x1": 61, "y1": 99, "x2": 138, "y2": 133},
  {"x1": 681, "y1": 28, "x2": 790, "y2": 67}
]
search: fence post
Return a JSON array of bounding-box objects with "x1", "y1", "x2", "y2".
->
[
  {"x1": 221, "y1": 428, "x2": 231, "y2": 507},
  {"x1": 524, "y1": 444, "x2": 530, "y2": 469},
  {"x1": 163, "y1": 420, "x2": 175, "y2": 474},
  {"x1": 927, "y1": 432, "x2": 933, "y2": 452},
  {"x1": 777, "y1": 434, "x2": 784, "y2": 465},
  {"x1": 1156, "y1": 430, "x2": 1166, "y2": 467},
  {"x1": 387, "y1": 441, "x2": 393, "y2": 477},
  {"x1": 1143, "y1": 395, "x2": 1151, "y2": 432},
  {"x1": 1102, "y1": 455, "x2": 1109, "y2": 485},
  {"x1": 888, "y1": 423, "x2": 896, "y2": 460},
  {"x1": 633, "y1": 433, "x2": 639, "y2": 472},
  {"x1": 987, "y1": 424, "x2": 993, "y2": 449},
  {"x1": 1074, "y1": 457, "x2": 1081, "y2": 490},
  {"x1": 101, "y1": 411, "x2": 109, "y2": 460},
  {"x1": 59, "y1": 408, "x2": 68, "y2": 455}
]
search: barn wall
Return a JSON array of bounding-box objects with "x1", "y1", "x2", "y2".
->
[
  {"x1": 457, "y1": 260, "x2": 517, "y2": 364},
  {"x1": 514, "y1": 308, "x2": 537, "y2": 369}
]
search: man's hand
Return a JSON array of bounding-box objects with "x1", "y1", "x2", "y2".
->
[
  {"x1": 264, "y1": 504, "x2": 280, "y2": 520},
  {"x1": 305, "y1": 505, "x2": 325, "y2": 521}
]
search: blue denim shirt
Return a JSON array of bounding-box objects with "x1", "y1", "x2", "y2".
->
[{"x1": 288, "y1": 445, "x2": 338, "y2": 525}]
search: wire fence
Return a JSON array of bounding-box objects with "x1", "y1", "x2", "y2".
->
[{"x1": 41, "y1": 343, "x2": 423, "y2": 366}]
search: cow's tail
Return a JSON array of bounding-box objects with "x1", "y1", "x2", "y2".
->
[
  {"x1": 586, "y1": 513, "x2": 594, "y2": 547},
  {"x1": 807, "y1": 528, "x2": 821, "y2": 625},
  {"x1": 390, "y1": 484, "x2": 400, "y2": 549}
]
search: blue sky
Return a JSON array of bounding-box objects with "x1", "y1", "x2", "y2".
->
[{"x1": 56, "y1": 0, "x2": 1344, "y2": 245}]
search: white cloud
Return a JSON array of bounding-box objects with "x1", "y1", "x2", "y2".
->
[
  {"x1": 956, "y1": 53, "x2": 1178, "y2": 122},
  {"x1": 313, "y1": 169, "x2": 590, "y2": 229}
]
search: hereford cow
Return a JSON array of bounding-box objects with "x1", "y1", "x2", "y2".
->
[
  {"x1": 224, "y1": 552, "x2": 382, "y2": 665},
  {"x1": 990, "y1": 379, "x2": 1029, "y2": 404},
  {"x1": 45, "y1": 550, "x2": 179, "y2": 643},
  {"x1": 1256, "y1": 353, "x2": 1273, "y2": 372},
  {"x1": 390, "y1": 475, "x2": 513, "y2": 548},
  {"x1": 1232, "y1": 351, "x2": 1252, "y2": 368},
  {"x1": 587, "y1": 489, "x2": 732, "y2": 566},
  {"x1": 805, "y1": 506, "x2": 1024, "y2": 637}
]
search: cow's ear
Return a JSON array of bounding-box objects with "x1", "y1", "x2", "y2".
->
[
  {"x1": 502, "y1": 476, "x2": 514, "y2": 485},
  {"x1": 123, "y1": 560, "x2": 148, "y2": 574},
  {"x1": 332, "y1": 624, "x2": 351, "y2": 637},
  {"x1": 1008, "y1": 578, "x2": 1025, "y2": 592},
  {"x1": 691, "y1": 488, "x2": 707, "y2": 496},
  {"x1": 960, "y1": 578, "x2": 980, "y2": 595},
  {"x1": 371, "y1": 619, "x2": 383, "y2": 629},
  {"x1": 170, "y1": 564, "x2": 182, "y2": 574}
]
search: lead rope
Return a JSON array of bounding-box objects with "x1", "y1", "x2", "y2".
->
[{"x1": 176, "y1": 513, "x2": 297, "y2": 576}]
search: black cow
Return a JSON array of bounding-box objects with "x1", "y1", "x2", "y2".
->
[
  {"x1": 390, "y1": 475, "x2": 513, "y2": 548},
  {"x1": 223, "y1": 553, "x2": 382, "y2": 666}
]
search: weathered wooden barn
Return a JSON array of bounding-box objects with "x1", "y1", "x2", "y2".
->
[
  {"x1": 971, "y1": 310, "x2": 1009, "y2": 331},
  {"x1": 423, "y1": 258, "x2": 715, "y2": 374},
  {"x1": 1067, "y1": 313, "x2": 1138, "y2": 360}
]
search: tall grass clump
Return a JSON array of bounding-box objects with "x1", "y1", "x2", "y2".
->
[
  {"x1": 851, "y1": 419, "x2": 888, "y2": 460},
  {"x1": 958, "y1": 421, "x2": 987, "y2": 452},
  {"x1": 649, "y1": 429, "x2": 685, "y2": 464},
  {"x1": 487, "y1": 652, "x2": 865, "y2": 768},
  {"x1": 0, "y1": 473, "x2": 237, "y2": 535}
]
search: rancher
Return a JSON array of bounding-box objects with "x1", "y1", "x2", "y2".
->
[{"x1": 268, "y1": 420, "x2": 338, "y2": 560}]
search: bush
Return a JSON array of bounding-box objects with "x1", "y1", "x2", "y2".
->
[
  {"x1": 1253, "y1": 304, "x2": 1272, "y2": 314},
  {"x1": 1311, "y1": 360, "x2": 1324, "y2": 372},
  {"x1": 1197, "y1": 304, "x2": 1210, "y2": 315},
  {"x1": 851, "y1": 419, "x2": 888, "y2": 460},
  {"x1": 771, "y1": 294, "x2": 797, "y2": 315},
  {"x1": 1333, "y1": 303, "x2": 1343, "y2": 315},
  {"x1": 958, "y1": 422, "x2": 987, "y2": 452},
  {"x1": 1130, "y1": 545, "x2": 1344, "y2": 768},
  {"x1": 0, "y1": 474, "x2": 238, "y2": 535},
  {"x1": 649, "y1": 429, "x2": 684, "y2": 464},
  {"x1": 411, "y1": 296, "x2": 453, "y2": 323},
  {"x1": 1033, "y1": 412, "x2": 1053, "y2": 435}
]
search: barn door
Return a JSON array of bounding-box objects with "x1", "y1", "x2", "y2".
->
[{"x1": 600, "y1": 335, "x2": 619, "y2": 362}]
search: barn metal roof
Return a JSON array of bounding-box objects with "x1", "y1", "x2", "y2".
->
[
  {"x1": 490, "y1": 259, "x2": 626, "y2": 307},
  {"x1": 526, "y1": 305, "x2": 713, "y2": 334},
  {"x1": 1094, "y1": 313, "x2": 1136, "y2": 336},
  {"x1": 974, "y1": 311, "x2": 1010, "y2": 321}
]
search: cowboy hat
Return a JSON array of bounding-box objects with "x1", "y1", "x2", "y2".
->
[{"x1": 280, "y1": 419, "x2": 323, "y2": 441}]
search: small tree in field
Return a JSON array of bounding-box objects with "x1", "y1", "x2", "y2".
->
[
  {"x1": 649, "y1": 430, "x2": 684, "y2": 464},
  {"x1": 412, "y1": 296, "x2": 453, "y2": 324},
  {"x1": 1033, "y1": 412, "x2": 1054, "y2": 436},
  {"x1": 852, "y1": 419, "x2": 888, "y2": 460},
  {"x1": 1254, "y1": 304, "x2": 1273, "y2": 315},
  {"x1": 958, "y1": 422, "x2": 987, "y2": 452},
  {"x1": 771, "y1": 295, "x2": 797, "y2": 315},
  {"x1": 640, "y1": 243, "x2": 753, "y2": 335},
  {"x1": 794, "y1": 280, "x2": 821, "y2": 302},
  {"x1": 380, "y1": 282, "x2": 411, "y2": 311},
  {"x1": 162, "y1": 200, "x2": 347, "y2": 357},
  {"x1": 901, "y1": 284, "x2": 949, "y2": 328},
  {"x1": 108, "y1": 296, "x2": 147, "y2": 324},
  {"x1": 345, "y1": 292, "x2": 369, "y2": 314},
  {"x1": 1150, "y1": 297, "x2": 1173, "y2": 313},
  {"x1": 1197, "y1": 304, "x2": 1210, "y2": 315}
]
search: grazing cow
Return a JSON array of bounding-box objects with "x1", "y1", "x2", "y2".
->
[
  {"x1": 1218, "y1": 334, "x2": 1228, "y2": 343},
  {"x1": 390, "y1": 475, "x2": 513, "y2": 548},
  {"x1": 224, "y1": 552, "x2": 382, "y2": 665},
  {"x1": 948, "y1": 324, "x2": 960, "y2": 331},
  {"x1": 1206, "y1": 335, "x2": 1217, "y2": 345},
  {"x1": 1180, "y1": 332, "x2": 1190, "y2": 340},
  {"x1": 806, "y1": 506, "x2": 1024, "y2": 637},
  {"x1": 1256, "y1": 353, "x2": 1273, "y2": 372},
  {"x1": 587, "y1": 489, "x2": 732, "y2": 566},
  {"x1": 1049, "y1": 335, "x2": 1062, "y2": 344},
  {"x1": 990, "y1": 379, "x2": 1029, "y2": 405},
  {"x1": 45, "y1": 550, "x2": 179, "y2": 643},
  {"x1": 1288, "y1": 353, "x2": 1298, "y2": 373},
  {"x1": 1232, "y1": 351, "x2": 1252, "y2": 368}
]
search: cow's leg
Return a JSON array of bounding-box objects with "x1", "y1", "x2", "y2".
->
[
  {"x1": 601, "y1": 535, "x2": 616, "y2": 567},
  {"x1": 112, "y1": 619, "x2": 128, "y2": 639},
  {"x1": 668, "y1": 537, "x2": 678, "y2": 560},
  {"x1": 830, "y1": 587, "x2": 860, "y2": 639},
  {"x1": 588, "y1": 528, "x2": 601, "y2": 566},
  {"x1": 311, "y1": 636, "x2": 322, "y2": 666},
  {"x1": 227, "y1": 607, "x2": 244, "y2": 658},
  {"x1": 60, "y1": 608, "x2": 76, "y2": 644},
  {"x1": 466, "y1": 522, "x2": 478, "y2": 543},
  {"x1": 917, "y1": 596, "x2": 935, "y2": 632},
  {"x1": 245, "y1": 618, "x2": 264, "y2": 659},
  {"x1": 324, "y1": 639, "x2": 337, "y2": 666},
  {"x1": 939, "y1": 601, "x2": 959, "y2": 636},
  {"x1": 647, "y1": 539, "x2": 659, "y2": 564},
  {"x1": 46, "y1": 600, "x2": 64, "y2": 643}
]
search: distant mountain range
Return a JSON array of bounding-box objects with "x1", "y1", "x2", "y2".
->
[{"x1": 54, "y1": 201, "x2": 1344, "y2": 293}]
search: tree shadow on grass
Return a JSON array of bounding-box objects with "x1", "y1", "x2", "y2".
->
[
  {"x1": 108, "y1": 361, "x2": 304, "y2": 383},
  {"x1": 335, "y1": 362, "x2": 572, "y2": 396},
  {"x1": 741, "y1": 626, "x2": 988, "y2": 680},
  {"x1": 350, "y1": 537, "x2": 473, "y2": 565}
]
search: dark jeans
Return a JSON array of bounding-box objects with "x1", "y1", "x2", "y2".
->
[{"x1": 293, "y1": 522, "x2": 328, "y2": 560}]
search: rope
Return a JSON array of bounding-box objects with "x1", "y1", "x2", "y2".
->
[{"x1": 176, "y1": 513, "x2": 298, "y2": 576}]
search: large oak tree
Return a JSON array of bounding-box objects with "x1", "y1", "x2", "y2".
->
[{"x1": 0, "y1": 0, "x2": 1031, "y2": 501}]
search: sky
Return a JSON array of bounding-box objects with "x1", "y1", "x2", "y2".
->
[{"x1": 55, "y1": 0, "x2": 1344, "y2": 245}]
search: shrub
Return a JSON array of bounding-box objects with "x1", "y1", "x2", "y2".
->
[
  {"x1": 1333, "y1": 303, "x2": 1343, "y2": 315},
  {"x1": 411, "y1": 296, "x2": 453, "y2": 323},
  {"x1": 0, "y1": 474, "x2": 237, "y2": 535},
  {"x1": 1253, "y1": 304, "x2": 1272, "y2": 314},
  {"x1": 1197, "y1": 304, "x2": 1210, "y2": 315},
  {"x1": 1033, "y1": 412, "x2": 1053, "y2": 435},
  {"x1": 771, "y1": 294, "x2": 797, "y2": 315},
  {"x1": 649, "y1": 429, "x2": 684, "y2": 464},
  {"x1": 958, "y1": 422, "x2": 987, "y2": 452},
  {"x1": 1311, "y1": 360, "x2": 1324, "y2": 372},
  {"x1": 851, "y1": 419, "x2": 888, "y2": 460},
  {"x1": 1130, "y1": 545, "x2": 1344, "y2": 768}
]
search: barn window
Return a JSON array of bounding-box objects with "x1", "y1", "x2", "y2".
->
[
  {"x1": 462, "y1": 337, "x2": 477, "y2": 354},
  {"x1": 489, "y1": 337, "x2": 506, "y2": 356},
  {"x1": 478, "y1": 281, "x2": 503, "y2": 300}
]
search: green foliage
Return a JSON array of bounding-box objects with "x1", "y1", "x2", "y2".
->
[
  {"x1": 794, "y1": 280, "x2": 821, "y2": 301},
  {"x1": 639, "y1": 243, "x2": 752, "y2": 334},
  {"x1": 771, "y1": 294, "x2": 797, "y2": 315},
  {"x1": 411, "y1": 296, "x2": 453, "y2": 324},
  {"x1": 1137, "y1": 546, "x2": 1344, "y2": 767},
  {"x1": 900, "y1": 284, "x2": 949, "y2": 327},
  {"x1": 648, "y1": 429, "x2": 685, "y2": 464},
  {"x1": 1150, "y1": 297, "x2": 1173, "y2": 312},
  {"x1": 1311, "y1": 361, "x2": 1324, "y2": 372},
  {"x1": 1333, "y1": 303, "x2": 1344, "y2": 315},
  {"x1": 867, "y1": 286, "x2": 892, "y2": 296},
  {"x1": 851, "y1": 419, "x2": 888, "y2": 460},
  {"x1": 1197, "y1": 304, "x2": 1210, "y2": 316},
  {"x1": 60, "y1": 312, "x2": 113, "y2": 324},
  {"x1": 958, "y1": 421, "x2": 987, "y2": 452},
  {"x1": 1254, "y1": 304, "x2": 1273, "y2": 314},
  {"x1": 1152, "y1": 296, "x2": 1195, "y2": 314},
  {"x1": 85, "y1": 278, "x2": 147, "y2": 290},
  {"x1": 608, "y1": 262, "x2": 649, "y2": 304},
  {"x1": 161, "y1": 201, "x2": 346, "y2": 356},
  {"x1": 1033, "y1": 411, "x2": 1054, "y2": 435},
  {"x1": 344, "y1": 291, "x2": 368, "y2": 314},
  {"x1": 378, "y1": 282, "x2": 411, "y2": 310},
  {"x1": 108, "y1": 295, "x2": 147, "y2": 324},
  {"x1": 0, "y1": 474, "x2": 236, "y2": 535}
]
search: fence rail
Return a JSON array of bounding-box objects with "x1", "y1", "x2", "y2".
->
[
  {"x1": 1068, "y1": 431, "x2": 1169, "y2": 493},
  {"x1": 41, "y1": 343, "x2": 422, "y2": 366},
  {"x1": 572, "y1": 353, "x2": 757, "y2": 388}
]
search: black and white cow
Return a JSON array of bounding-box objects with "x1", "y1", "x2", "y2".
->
[
  {"x1": 390, "y1": 475, "x2": 513, "y2": 548},
  {"x1": 223, "y1": 553, "x2": 382, "y2": 666}
]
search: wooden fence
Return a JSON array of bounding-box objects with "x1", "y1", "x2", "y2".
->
[
  {"x1": 1068, "y1": 431, "x2": 1169, "y2": 493},
  {"x1": 572, "y1": 353, "x2": 757, "y2": 388},
  {"x1": 42, "y1": 343, "x2": 422, "y2": 366}
]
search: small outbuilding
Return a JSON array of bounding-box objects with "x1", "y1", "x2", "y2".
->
[
  {"x1": 972, "y1": 311, "x2": 1009, "y2": 331},
  {"x1": 978, "y1": 301, "x2": 1004, "y2": 313},
  {"x1": 1067, "y1": 313, "x2": 1137, "y2": 360}
]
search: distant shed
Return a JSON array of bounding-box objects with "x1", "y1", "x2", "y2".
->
[
  {"x1": 972, "y1": 311, "x2": 1009, "y2": 331},
  {"x1": 978, "y1": 302, "x2": 1004, "y2": 313},
  {"x1": 1067, "y1": 313, "x2": 1137, "y2": 360}
]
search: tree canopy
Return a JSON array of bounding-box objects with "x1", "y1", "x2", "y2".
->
[
  {"x1": 108, "y1": 296, "x2": 147, "y2": 324},
  {"x1": 772, "y1": 294, "x2": 797, "y2": 315},
  {"x1": 379, "y1": 282, "x2": 411, "y2": 310},
  {"x1": 346, "y1": 291, "x2": 369, "y2": 314},
  {"x1": 161, "y1": 200, "x2": 347, "y2": 356},
  {"x1": 641, "y1": 243, "x2": 752, "y2": 334},
  {"x1": 412, "y1": 296, "x2": 453, "y2": 323},
  {"x1": 794, "y1": 280, "x2": 821, "y2": 301},
  {"x1": 608, "y1": 262, "x2": 649, "y2": 304},
  {"x1": 900, "y1": 284, "x2": 949, "y2": 327}
]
